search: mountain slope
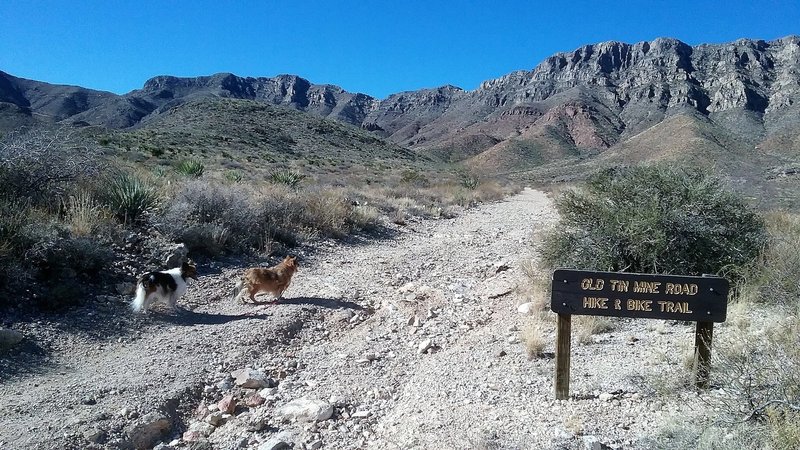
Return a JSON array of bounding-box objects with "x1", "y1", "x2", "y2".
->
[
  {"x1": 96, "y1": 97, "x2": 430, "y2": 183},
  {"x1": 2, "y1": 35, "x2": 800, "y2": 190}
]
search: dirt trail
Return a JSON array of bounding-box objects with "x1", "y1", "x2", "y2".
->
[{"x1": 1, "y1": 188, "x2": 704, "y2": 449}]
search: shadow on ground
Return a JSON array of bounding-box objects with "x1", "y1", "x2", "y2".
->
[
  {"x1": 279, "y1": 296, "x2": 365, "y2": 310},
  {"x1": 156, "y1": 308, "x2": 271, "y2": 326},
  {"x1": 0, "y1": 339, "x2": 52, "y2": 381}
]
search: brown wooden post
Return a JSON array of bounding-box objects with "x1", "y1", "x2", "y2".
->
[
  {"x1": 693, "y1": 321, "x2": 714, "y2": 389},
  {"x1": 554, "y1": 313, "x2": 572, "y2": 399}
]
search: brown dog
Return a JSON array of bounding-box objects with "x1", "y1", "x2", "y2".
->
[{"x1": 232, "y1": 255, "x2": 299, "y2": 303}]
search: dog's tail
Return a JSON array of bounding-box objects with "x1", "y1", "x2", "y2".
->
[
  {"x1": 131, "y1": 275, "x2": 154, "y2": 313},
  {"x1": 232, "y1": 279, "x2": 244, "y2": 301}
]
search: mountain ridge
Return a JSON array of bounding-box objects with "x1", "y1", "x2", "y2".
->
[{"x1": 2, "y1": 35, "x2": 800, "y2": 188}]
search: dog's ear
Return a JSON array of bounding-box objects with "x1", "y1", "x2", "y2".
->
[{"x1": 182, "y1": 259, "x2": 199, "y2": 279}]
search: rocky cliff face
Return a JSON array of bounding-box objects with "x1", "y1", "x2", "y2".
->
[
  {"x1": 2, "y1": 36, "x2": 799, "y2": 169},
  {"x1": 373, "y1": 36, "x2": 800, "y2": 157}
]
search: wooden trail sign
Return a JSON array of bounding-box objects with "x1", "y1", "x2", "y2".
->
[{"x1": 550, "y1": 269, "x2": 729, "y2": 399}]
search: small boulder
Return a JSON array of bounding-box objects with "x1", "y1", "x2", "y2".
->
[
  {"x1": 417, "y1": 339, "x2": 433, "y2": 354},
  {"x1": 517, "y1": 302, "x2": 535, "y2": 315},
  {"x1": 163, "y1": 243, "x2": 188, "y2": 269},
  {"x1": 276, "y1": 398, "x2": 333, "y2": 423},
  {"x1": 217, "y1": 395, "x2": 236, "y2": 414},
  {"x1": 244, "y1": 393, "x2": 266, "y2": 407},
  {"x1": 231, "y1": 368, "x2": 273, "y2": 389}
]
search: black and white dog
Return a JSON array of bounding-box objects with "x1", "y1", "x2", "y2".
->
[{"x1": 132, "y1": 260, "x2": 198, "y2": 313}]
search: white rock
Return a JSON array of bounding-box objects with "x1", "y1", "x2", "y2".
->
[
  {"x1": 206, "y1": 411, "x2": 225, "y2": 426},
  {"x1": 352, "y1": 409, "x2": 371, "y2": 418},
  {"x1": 599, "y1": 393, "x2": 614, "y2": 402},
  {"x1": 259, "y1": 387, "x2": 278, "y2": 397},
  {"x1": 231, "y1": 368, "x2": 272, "y2": 389},
  {"x1": 517, "y1": 302, "x2": 535, "y2": 315},
  {"x1": 276, "y1": 398, "x2": 334, "y2": 422},
  {"x1": 417, "y1": 339, "x2": 433, "y2": 354}
]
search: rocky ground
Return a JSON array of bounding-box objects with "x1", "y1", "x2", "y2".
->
[{"x1": 0, "y1": 188, "x2": 717, "y2": 449}]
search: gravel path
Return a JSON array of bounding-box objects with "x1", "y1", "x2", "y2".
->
[{"x1": 0, "y1": 188, "x2": 709, "y2": 449}]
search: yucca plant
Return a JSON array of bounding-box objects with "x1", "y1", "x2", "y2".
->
[
  {"x1": 460, "y1": 174, "x2": 479, "y2": 190},
  {"x1": 224, "y1": 169, "x2": 244, "y2": 183},
  {"x1": 175, "y1": 159, "x2": 205, "y2": 177},
  {"x1": 152, "y1": 166, "x2": 168, "y2": 178},
  {"x1": 269, "y1": 169, "x2": 305, "y2": 189},
  {"x1": 101, "y1": 173, "x2": 160, "y2": 224}
]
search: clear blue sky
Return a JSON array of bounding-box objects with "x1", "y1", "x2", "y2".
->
[{"x1": 1, "y1": 1, "x2": 798, "y2": 99}]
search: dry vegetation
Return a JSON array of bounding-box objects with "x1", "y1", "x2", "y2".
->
[
  {"x1": 0, "y1": 125, "x2": 518, "y2": 311},
  {"x1": 532, "y1": 167, "x2": 800, "y2": 449}
]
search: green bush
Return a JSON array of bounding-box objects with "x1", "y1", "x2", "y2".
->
[
  {"x1": 224, "y1": 169, "x2": 244, "y2": 183},
  {"x1": 175, "y1": 159, "x2": 205, "y2": 177},
  {"x1": 100, "y1": 172, "x2": 160, "y2": 224},
  {"x1": 541, "y1": 165, "x2": 766, "y2": 281},
  {"x1": 400, "y1": 169, "x2": 429, "y2": 187},
  {"x1": 459, "y1": 172, "x2": 479, "y2": 190},
  {"x1": 269, "y1": 169, "x2": 305, "y2": 189}
]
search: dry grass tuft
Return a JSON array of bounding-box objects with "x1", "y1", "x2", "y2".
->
[
  {"x1": 65, "y1": 190, "x2": 110, "y2": 237},
  {"x1": 521, "y1": 318, "x2": 548, "y2": 359},
  {"x1": 745, "y1": 210, "x2": 800, "y2": 304},
  {"x1": 574, "y1": 316, "x2": 614, "y2": 344}
]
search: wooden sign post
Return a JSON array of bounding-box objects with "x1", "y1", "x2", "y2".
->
[{"x1": 550, "y1": 269, "x2": 729, "y2": 399}]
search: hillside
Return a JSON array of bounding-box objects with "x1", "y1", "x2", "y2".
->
[
  {"x1": 3, "y1": 36, "x2": 800, "y2": 202},
  {"x1": 93, "y1": 98, "x2": 436, "y2": 184}
]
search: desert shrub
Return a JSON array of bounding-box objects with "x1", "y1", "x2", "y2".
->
[
  {"x1": 159, "y1": 180, "x2": 259, "y2": 255},
  {"x1": 175, "y1": 159, "x2": 205, "y2": 177},
  {"x1": 540, "y1": 165, "x2": 766, "y2": 281},
  {"x1": 400, "y1": 169, "x2": 429, "y2": 187},
  {"x1": 709, "y1": 309, "x2": 800, "y2": 419},
  {"x1": 254, "y1": 184, "x2": 303, "y2": 248},
  {"x1": 744, "y1": 211, "x2": 800, "y2": 304},
  {"x1": 26, "y1": 234, "x2": 113, "y2": 278},
  {"x1": 299, "y1": 189, "x2": 355, "y2": 238},
  {"x1": 521, "y1": 319, "x2": 547, "y2": 359},
  {"x1": 350, "y1": 205, "x2": 381, "y2": 232},
  {"x1": 767, "y1": 409, "x2": 800, "y2": 450},
  {"x1": 0, "y1": 127, "x2": 104, "y2": 206},
  {"x1": 152, "y1": 166, "x2": 168, "y2": 178},
  {"x1": 0, "y1": 197, "x2": 34, "y2": 290},
  {"x1": 269, "y1": 169, "x2": 305, "y2": 189},
  {"x1": 574, "y1": 316, "x2": 614, "y2": 344},
  {"x1": 99, "y1": 172, "x2": 160, "y2": 224}
]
